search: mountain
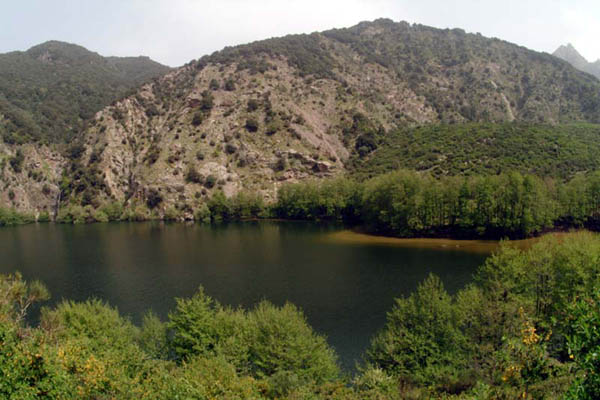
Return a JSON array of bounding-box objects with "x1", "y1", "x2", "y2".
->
[
  {"x1": 0, "y1": 40, "x2": 170, "y2": 144},
  {"x1": 554, "y1": 43, "x2": 600, "y2": 80},
  {"x1": 54, "y1": 19, "x2": 600, "y2": 219},
  {"x1": 3, "y1": 20, "x2": 600, "y2": 218}
]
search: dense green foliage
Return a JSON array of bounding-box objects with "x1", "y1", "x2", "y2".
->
[
  {"x1": 0, "y1": 207, "x2": 35, "y2": 226},
  {"x1": 350, "y1": 123, "x2": 600, "y2": 179},
  {"x1": 0, "y1": 41, "x2": 169, "y2": 144},
  {"x1": 2, "y1": 233, "x2": 600, "y2": 398},
  {"x1": 366, "y1": 232, "x2": 600, "y2": 398},
  {"x1": 275, "y1": 170, "x2": 600, "y2": 238},
  {"x1": 565, "y1": 289, "x2": 600, "y2": 399}
]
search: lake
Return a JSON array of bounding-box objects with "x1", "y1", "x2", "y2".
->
[{"x1": 0, "y1": 221, "x2": 491, "y2": 370}]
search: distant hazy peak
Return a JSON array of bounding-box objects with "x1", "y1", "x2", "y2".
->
[{"x1": 554, "y1": 43, "x2": 600, "y2": 79}]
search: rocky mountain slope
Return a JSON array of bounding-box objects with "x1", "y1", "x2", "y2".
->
[
  {"x1": 59, "y1": 19, "x2": 600, "y2": 219},
  {"x1": 4, "y1": 20, "x2": 600, "y2": 219},
  {"x1": 0, "y1": 41, "x2": 169, "y2": 216},
  {"x1": 554, "y1": 43, "x2": 600, "y2": 80}
]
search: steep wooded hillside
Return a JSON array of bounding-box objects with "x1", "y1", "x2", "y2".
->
[
  {"x1": 61, "y1": 19, "x2": 600, "y2": 219},
  {"x1": 0, "y1": 41, "x2": 170, "y2": 144},
  {"x1": 0, "y1": 41, "x2": 169, "y2": 215}
]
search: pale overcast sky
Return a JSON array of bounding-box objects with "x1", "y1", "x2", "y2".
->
[{"x1": 1, "y1": 0, "x2": 599, "y2": 67}]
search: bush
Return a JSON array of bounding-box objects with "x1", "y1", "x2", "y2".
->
[
  {"x1": 246, "y1": 301, "x2": 339, "y2": 383},
  {"x1": 224, "y1": 143, "x2": 237, "y2": 154},
  {"x1": 247, "y1": 99, "x2": 259, "y2": 112},
  {"x1": 9, "y1": 149, "x2": 24, "y2": 173},
  {"x1": 224, "y1": 78, "x2": 236, "y2": 91},
  {"x1": 100, "y1": 201, "x2": 124, "y2": 221},
  {"x1": 195, "y1": 203, "x2": 211, "y2": 223},
  {"x1": 146, "y1": 189, "x2": 163, "y2": 209},
  {"x1": 209, "y1": 78, "x2": 220, "y2": 90},
  {"x1": 199, "y1": 90, "x2": 213, "y2": 112},
  {"x1": 185, "y1": 166, "x2": 204, "y2": 184},
  {"x1": 41, "y1": 299, "x2": 139, "y2": 350},
  {"x1": 204, "y1": 175, "x2": 217, "y2": 189},
  {"x1": 0, "y1": 208, "x2": 35, "y2": 226},
  {"x1": 191, "y1": 112, "x2": 204, "y2": 127},
  {"x1": 245, "y1": 118, "x2": 259, "y2": 132}
]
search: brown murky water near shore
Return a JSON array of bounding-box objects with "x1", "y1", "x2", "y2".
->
[{"x1": 323, "y1": 230, "x2": 586, "y2": 254}]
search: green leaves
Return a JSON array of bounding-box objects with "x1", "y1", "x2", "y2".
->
[
  {"x1": 367, "y1": 275, "x2": 469, "y2": 389},
  {"x1": 565, "y1": 289, "x2": 600, "y2": 399},
  {"x1": 167, "y1": 287, "x2": 340, "y2": 386}
]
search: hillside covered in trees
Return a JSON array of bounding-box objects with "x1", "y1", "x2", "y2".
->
[
  {"x1": 0, "y1": 41, "x2": 170, "y2": 144},
  {"x1": 2, "y1": 19, "x2": 600, "y2": 225}
]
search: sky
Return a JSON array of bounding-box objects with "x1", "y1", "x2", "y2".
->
[{"x1": 1, "y1": 0, "x2": 599, "y2": 67}]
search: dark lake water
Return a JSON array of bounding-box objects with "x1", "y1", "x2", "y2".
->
[{"x1": 0, "y1": 221, "x2": 489, "y2": 370}]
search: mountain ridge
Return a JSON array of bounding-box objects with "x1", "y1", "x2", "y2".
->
[
  {"x1": 0, "y1": 40, "x2": 171, "y2": 144},
  {"x1": 2, "y1": 20, "x2": 600, "y2": 219},
  {"x1": 553, "y1": 43, "x2": 600, "y2": 80}
]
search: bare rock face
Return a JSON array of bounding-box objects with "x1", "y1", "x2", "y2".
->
[{"x1": 0, "y1": 143, "x2": 65, "y2": 217}]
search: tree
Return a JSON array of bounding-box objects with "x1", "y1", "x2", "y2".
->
[
  {"x1": 367, "y1": 274, "x2": 469, "y2": 389},
  {"x1": 565, "y1": 288, "x2": 600, "y2": 399}
]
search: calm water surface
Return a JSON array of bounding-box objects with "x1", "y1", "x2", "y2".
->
[{"x1": 0, "y1": 221, "x2": 490, "y2": 370}]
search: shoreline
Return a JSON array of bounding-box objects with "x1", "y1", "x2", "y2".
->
[{"x1": 3, "y1": 218, "x2": 589, "y2": 254}]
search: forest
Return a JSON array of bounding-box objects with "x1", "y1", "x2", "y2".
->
[
  {"x1": 274, "y1": 170, "x2": 600, "y2": 239},
  {"x1": 1, "y1": 232, "x2": 599, "y2": 399},
  {"x1": 5, "y1": 169, "x2": 600, "y2": 240}
]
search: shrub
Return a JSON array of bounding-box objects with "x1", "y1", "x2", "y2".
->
[
  {"x1": 204, "y1": 175, "x2": 217, "y2": 189},
  {"x1": 146, "y1": 189, "x2": 163, "y2": 209},
  {"x1": 209, "y1": 78, "x2": 220, "y2": 90},
  {"x1": 9, "y1": 149, "x2": 24, "y2": 173},
  {"x1": 265, "y1": 120, "x2": 282, "y2": 136},
  {"x1": 245, "y1": 118, "x2": 259, "y2": 132},
  {"x1": 145, "y1": 145, "x2": 160, "y2": 164},
  {"x1": 199, "y1": 90, "x2": 214, "y2": 112},
  {"x1": 247, "y1": 99, "x2": 259, "y2": 112},
  {"x1": 37, "y1": 211, "x2": 50, "y2": 222},
  {"x1": 565, "y1": 288, "x2": 600, "y2": 398},
  {"x1": 191, "y1": 112, "x2": 204, "y2": 127},
  {"x1": 224, "y1": 143, "x2": 237, "y2": 154},
  {"x1": 41, "y1": 299, "x2": 139, "y2": 350},
  {"x1": 224, "y1": 78, "x2": 236, "y2": 91},
  {"x1": 100, "y1": 201, "x2": 124, "y2": 221},
  {"x1": 195, "y1": 203, "x2": 211, "y2": 223},
  {"x1": 185, "y1": 166, "x2": 204, "y2": 184}
]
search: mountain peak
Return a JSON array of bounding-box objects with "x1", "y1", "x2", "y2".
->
[{"x1": 554, "y1": 43, "x2": 600, "y2": 79}]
